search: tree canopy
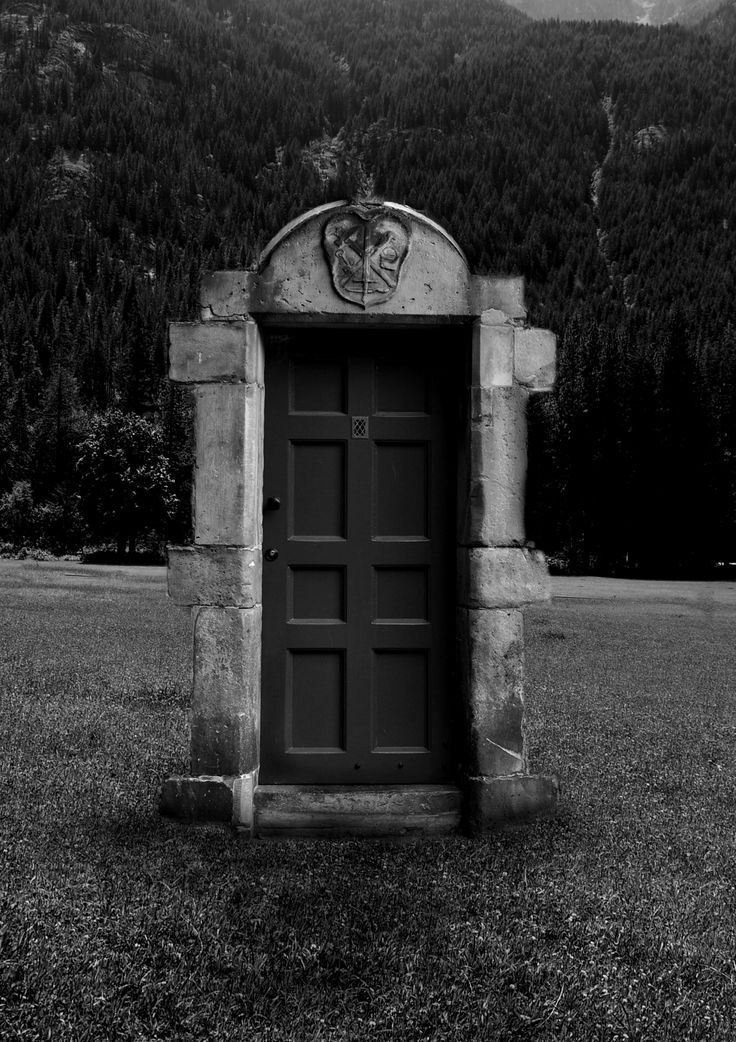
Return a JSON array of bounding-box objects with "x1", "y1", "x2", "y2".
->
[{"x1": 0, "y1": 0, "x2": 734, "y2": 571}]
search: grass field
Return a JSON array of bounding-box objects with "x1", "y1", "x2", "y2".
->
[{"x1": 1, "y1": 563, "x2": 735, "y2": 1041}]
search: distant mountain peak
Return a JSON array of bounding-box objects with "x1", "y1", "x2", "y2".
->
[{"x1": 503, "y1": 0, "x2": 726, "y2": 23}]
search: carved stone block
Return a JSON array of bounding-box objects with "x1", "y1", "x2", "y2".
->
[
  {"x1": 168, "y1": 319, "x2": 264, "y2": 385},
  {"x1": 458, "y1": 547, "x2": 550, "y2": 608},
  {"x1": 168, "y1": 546, "x2": 261, "y2": 607},
  {"x1": 465, "y1": 774, "x2": 560, "y2": 834},
  {"x1": 193, "y1": 382, "x2": 264, "y2": 546},
  {"x1": 459, "y1": 386, "x2": 527, "y2": 547},
  {"x1": 472, "y1": 318, "x2": 514, "y2": 388},
  {"x1": 514, "y1": 327, "x2": 557, "y2": 391},
  {"x1": 457, "y1": 607, "x2": 527, "y2": 777}
]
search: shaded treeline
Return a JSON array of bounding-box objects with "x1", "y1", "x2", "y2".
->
[{"x1": 0, "y1": 0, "x2": 734, "y2": 571}]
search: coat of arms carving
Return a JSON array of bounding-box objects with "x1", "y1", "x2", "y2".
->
[{"x1": 323, "y1": 205, "x2": 411, "y2": 308}]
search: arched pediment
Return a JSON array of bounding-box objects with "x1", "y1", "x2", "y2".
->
[
  {"x1": 253, "y1": 199, "x2": 473, "y2": 318},
  {"x1": 199, "y1": 199, "x2": 527, "y2": 322}
]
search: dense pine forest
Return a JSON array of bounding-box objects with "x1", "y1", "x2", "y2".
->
[{"x1": 0, "y1": 0, "x2": 735, "y2": 573}]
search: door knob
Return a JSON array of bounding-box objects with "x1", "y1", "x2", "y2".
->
[
  {"x1": 265, "y1": 548, "x2": 279, "y2": 562},
  {"x1": 264, "y1": 496, "x2": 281, "y2": 511}
]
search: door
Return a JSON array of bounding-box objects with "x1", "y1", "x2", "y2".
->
[{"x1": 261, "y1": 328, "x2": 458, "y2": 784}]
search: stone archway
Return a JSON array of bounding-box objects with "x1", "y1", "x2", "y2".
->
[{"x1": 162, "y1": 199, "x2": 559, "y2": 836}]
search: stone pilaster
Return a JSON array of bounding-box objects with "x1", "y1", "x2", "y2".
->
[
  {"x1": 459, "y1": 311, "x2": 559, "y2": 833},
  {"x1": 161, "y1": 318, "x2": 265, "y2": 831}
]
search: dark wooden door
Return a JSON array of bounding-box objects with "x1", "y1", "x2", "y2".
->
[{"x1": 261, "y1": 329, "x2": 457, "y2": 784}]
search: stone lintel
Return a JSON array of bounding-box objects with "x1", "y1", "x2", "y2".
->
[
  {"x1": 465, "y1": 774, "x2": 560, "y2": 834},
  {"x1": 254, "y1": 785, "x2": 462, "y2": 838},
  {"x1": 457, "y1": 607, "x2": 526, "y2": 777},
  {"x1": 199, "y1": 269, "x2": 527, "y2": 322},
  {"x1": 459, "y1": 547, "x2": 550, "y2": 608},
  {"x1": 160, "y1": 770, "x2": 257, "y2": 830},
  {"x1": 169, "y1": 319, "x2": 264, "y2": 384},
  {"x1": 193, "y1": 382, "x2": 264, "y2": 546},
  {"x1": 459, "y1": 386, "x2": 527, "y2": 547},
  {"x1": 168, "y1": 546, "x2": 261, "y2": 607},
  {"x1": 472, "y1": 318, "x2": 514, "y2": 388},
  {"x1": 514, "y1": 327, "x2": 557, "y2": 391}
]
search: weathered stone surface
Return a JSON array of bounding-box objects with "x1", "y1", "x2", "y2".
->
[
  {"x1": 192, "y1": 382, "x2": 264, "y2": 546},
  {"x1": 190, "y1": 711, "x2": 258, "y2": 776},
  {"x1": 232, "y1": 770, "x2": 258, "y2": 831},
  {"x1": 199, "y1": 202, "x2": 472, "y2": 319},
  {"x1": 459, "y1": 386, "x2": 527, "y2": 546},
  {"x1": 514, "y1": 327, "x2": 556, "y2": 391},
  {"x1": 253, "y1": 202, "x2": 472, "y2": 317},
  {"x1": 457, "y1": 607, "x2": 526, "y2": 776},
  {"x1": 200, "y1": 266, "x2": 528, "y2": 323},
  {"x1": 192, "y1": 605, "x2": 262, "y2": 716},
  {"x1": 465, "y1": 774, "x2": 560, "y2": 833},
  {"x1": 190, "y1": 606, "x2": 261, "y2": 774},
  {"x1": 168, "y1": 546, "x2": 261, "y2": 607},
  {"x1": 159, "y1": 776, "x2": 233, "y2": 823},
  {"x1": 168, "y1": 319, "x2": 264, "y2": 384},
  {"x1": 160, "y1": 771, "x2": 258, "y2": 829},
  {"x1": 472, "y1": 318, "x2": 514, "y2": 388},
  {"x1": 472, "y1": 275, "x2": 527, "y2": 321},
  {"x1": 200, "y1": 270, "x2": 255, "y2": 320},
  {"x1": 254, "y1": 785, "x2": 462, "y2": 837},
  {"x1": 458, "y1": 547, "x2": 550, "y2": 608}
]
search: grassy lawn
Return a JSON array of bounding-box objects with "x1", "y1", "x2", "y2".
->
[{"x1": 1, "y1": 564, "x2": 735, "y2": 1041}]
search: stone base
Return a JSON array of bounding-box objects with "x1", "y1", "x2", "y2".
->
[
  {"x1": 160, "y1": 777, "x2": 558, "y2": 837},
  {"x1": 254, "y1": 785, "x2": 462, "y2": 838},
  {"x1": 159, "y1": 771, "x2": 257, "y2": 830},
  {"x1": 465, "y1": 774, "x2": 560, "y2": 834}
]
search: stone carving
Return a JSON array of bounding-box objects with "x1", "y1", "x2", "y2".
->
[{"x1": 323, "y1": 204, "x2": 410, "y2": 308}]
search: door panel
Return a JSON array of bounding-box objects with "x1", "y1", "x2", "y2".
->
[
  {"x1": 261, "y1": 329, "x2": 458, "y2": 784},
  {"x1": 374, "y1": 442, "x2": 429, "y2": 538},
  {"x1": 288, "y1": 650, "x2": 345, "y2": 751},
  {"x1": 291, "y1": 441, "x2": 346, "y2": 538},
  {"x1": 290, "y1": 567, "x2": 346, "y2": 623},
  {"x1": 372, "y1": 650, "x2": 430, "y2": 750}
]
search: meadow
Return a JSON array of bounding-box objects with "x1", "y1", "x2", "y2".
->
[{"x1": 1, "y1": 563, "x2": 735, "y2": 1041}]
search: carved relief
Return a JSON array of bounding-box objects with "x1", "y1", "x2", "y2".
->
[{"x1": 323, "y1": 204, "x2": 411, "y2": 308}]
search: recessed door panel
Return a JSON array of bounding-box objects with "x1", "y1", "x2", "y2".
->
[
  {"x1": 290, "y1": 567, "x2": 345, "y2": 623},
  {"x1": 288, "y1": 650, "x2": 345, "y2": 751},
  {"x1": 375, "y1": 359, "x2": 429, "y2": 414},
  {"x1": 291, "y1": 442, "x2": 345, "y2": 538},
  {"x1": 372, "y1": 650, "x2": 429, "y2": 751},
  {"x1": 291, "y1": 358, "x2": 346, "y2": 413},
  {"x1": 262, "y1": 330, "x2": 459, "y2": 784},
  {"x1": 374, "y1": 567, "x2": 428, "y2": 622},
  {"x1": 374, "y1": 442, "x2": 429, "y2": 538}
]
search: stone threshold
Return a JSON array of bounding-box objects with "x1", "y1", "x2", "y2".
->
[{"x1": 252, "y1": 784, "x2": 463, "y2": 838}]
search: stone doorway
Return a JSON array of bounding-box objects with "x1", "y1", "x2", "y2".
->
[{"x1": 162, "y1": 199, "x2": 560, "y2": 836}]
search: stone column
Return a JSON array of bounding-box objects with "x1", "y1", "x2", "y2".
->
[
  {"x1": 458, "y1": 310, "x2": 559, "y2": 832},
  {"x1": 160, "y1": 319, "x2": 265, "y2": 831}
]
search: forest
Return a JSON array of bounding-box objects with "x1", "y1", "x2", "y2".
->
[{"x1": 0, "y1": 0, "x2": 734, "y2": 573}]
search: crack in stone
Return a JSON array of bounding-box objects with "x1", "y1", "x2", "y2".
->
[{"x1": 483, "y1": 737, "x2": 524, "y2": 762}]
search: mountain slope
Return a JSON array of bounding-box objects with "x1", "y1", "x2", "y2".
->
[{"x1": 0, "y1": 0, "x2": 734, "y2": 570}]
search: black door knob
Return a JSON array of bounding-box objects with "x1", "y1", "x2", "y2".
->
[
  {"x1": 265, "y1": 496, "x2": 281, "y2": 511},
  {"x1": 265, "y1": 548, "x2": 279, "y2": 562}
]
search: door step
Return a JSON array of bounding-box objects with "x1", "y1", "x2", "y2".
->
[{"x1": 253, "y1": 784, "x2": 462, "y2": 838}]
